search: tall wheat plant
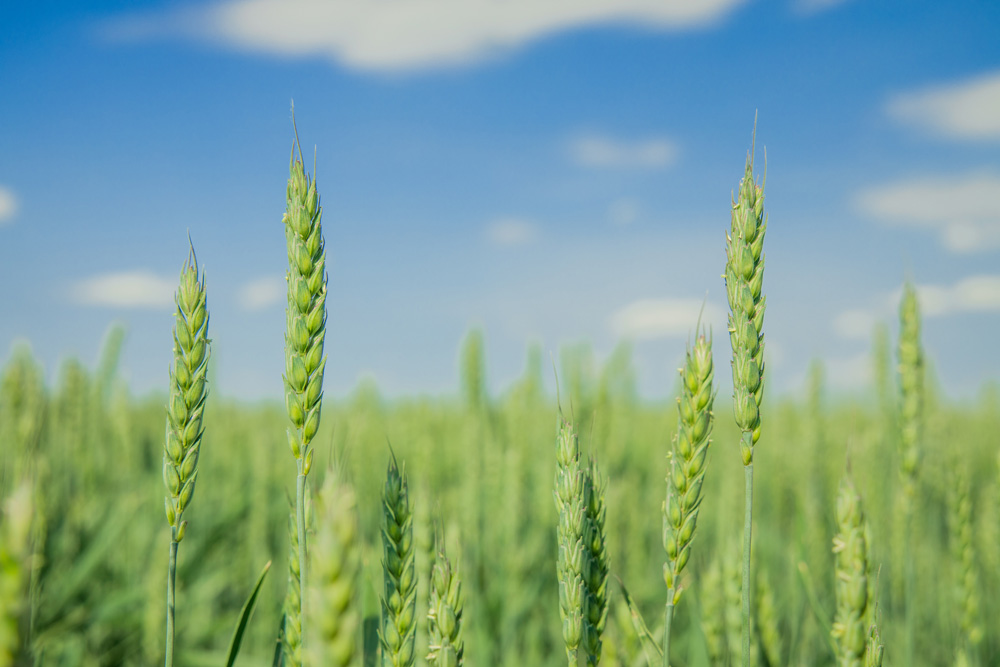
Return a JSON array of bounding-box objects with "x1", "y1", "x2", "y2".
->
[
  {"x1": 724, "y1": 142, "x2": 767, "y2": 667},
  {"x1": 662, "y1": 331, "x2": 715, "y2": 666},
  {"x1": 162, "y1": 247, "x2": 210, "y2": 667},
  {"x1": 282, "y1": 119, "x2": 329, "y2": 660}
]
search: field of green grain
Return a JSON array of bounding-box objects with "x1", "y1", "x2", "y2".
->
[{"x1": 1, "y1": 145, "x2": 998, "y2": 667}]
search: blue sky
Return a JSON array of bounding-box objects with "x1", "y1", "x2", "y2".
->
[{"x1": 1, "y1": 0, "x2": 998, "y2": 402}]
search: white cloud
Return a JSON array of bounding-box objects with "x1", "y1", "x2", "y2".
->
[
  {"x1": 855, "y1": 171, "x2": 1000, "y2": 252},
  {"x1": 910, "y1": 275, "x2": 1000, "y2": 318},
  {"x1": 102, "y1": 0, "x2": 747, "y2": 71},
  {"x1": 834, "y1": 274, "x2": 1000, "y2": 337},
  {"x1": 886, "y1": 69, "x2": 1000, "y2": 140},
  {"x1": 0, "y1": 186, "x2": 18, "y2": 225},
  {"x1": 608, "y1": 198, "x2": 640, "y2": 226},
  {"x1": 71, "y1": 271, "x2": 176, "y2": 308},
  {"x1": 570, "y1": 134, "x2": 677, "y2": 169},
  {"x1": 487, "y1": 217, "x2": 538, "y2": 247},
  {"x1": 610, "y1": 298, "x2": 725, "y2": 340},
  {"x1": 239, "y1": 276, "x2": 284, "y2": 311}
]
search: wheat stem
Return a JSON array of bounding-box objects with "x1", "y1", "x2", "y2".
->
[{"x1": 742, "y1": 460, "x2": 753, "y2": 667}]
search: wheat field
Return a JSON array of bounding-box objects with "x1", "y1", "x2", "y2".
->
[{"x1": 0, "y1": 143, "x2": 998, "y2": 667}]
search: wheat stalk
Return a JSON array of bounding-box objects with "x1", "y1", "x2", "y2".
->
[
  {"x1": 162, "y1": 246, "x2": 210, "y2": 667},
  {"x1": 381, "y1": 455, "x2": 417, "y2": 667},
  {"x1": 283, "y1": 115, "x2": 328, "y2": 647},
  {"x1": 662, "y1": 331, "x2": 714, "y2": 666},
  {"x1": 554, "y1": 414, "x2": 586, "y2": 665},
  {"x1": 283, "y1": 508, "x2": 304, "y2": 667},
  {"x1": 724, "y1": 138, "x2": 767, "y2": 667},
  {"x1": 427, "y1": 548, "x2": 464, "y2": 667}
]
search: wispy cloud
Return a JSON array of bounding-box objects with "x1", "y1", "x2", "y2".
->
[
  {"x1": 833, "y1": 274, "x2": 1000, "y2": 339},
  {"x1": 239, "y1": 276, "x2": 284, "y2": 311},
  {"x1": 101, "y1": 0, "x2": 747, "y2": 71},
  {"x1": 0, "y1": 186, "x2": 18, "y2": 226},
  {"x1": 486, "y1": 217, "x2": 538, "y2": 247},
  {"x1": 71, "y1": 271, "x2": 176, "y2": 308},
  {"x1": 905, "y1": 275, "x2": 1000, "y2": 318},
  {"x1": 886, "y1": 68, "x2": 1000, "y2": 141},
  {"x1": 570, "y1": 134, "x2": 677, "y2": 169},
  {"x1": 855, "y1": 171, "x2": 1000, "y2": 252},
  {"x1": 610, "y1": 298, "x2": 724, "y2": 340}
]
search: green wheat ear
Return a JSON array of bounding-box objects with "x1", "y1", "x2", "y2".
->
[
  {"x1": 554, "y1": 414, "x2": 586, "y2": 666},
  {"x1": 662, "y1": 330, "x2": 714, "y2": 665},
  {"x1": 163, "y1": 246, "x2": 210, "y2": 544},
  {"x1": 283, "y1": 140, "x2": 327, "y2": 477},
  {"x1": 724, "y1": 154, "x2": 767, "y2": 466},
  {"x1": 832, "y1": 475, "x2": 870, "y2": 667},
  {"x1": 380, "y1": 455, "x2": 417, "y2": 667},
  {"x1": 427, "y1": 548, "x2": 464, "y2": 667}
]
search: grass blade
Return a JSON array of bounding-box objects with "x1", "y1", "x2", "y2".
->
[{"x1": 225, "y1": 560, "x2": 272, "y2": 667}]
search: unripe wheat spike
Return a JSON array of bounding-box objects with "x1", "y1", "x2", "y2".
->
[
  {"x1": 381, "y1": 455, "x2": 417, "y2": 667},
  {"x1": 427, "y1": 548, "x2": 464, "y2": 667},
  {"x1": 662, "y1": 331, "x2": 715, "y2": 666},
  {"x1": 554, "y1": 414, "x2": 586, "y2": 666},
  {"x1": 306, "y1": 472, "x2": 360, "y2": 667},
  {"x1": 832, "y1": 475, "x2": 870, "y2": 667}
]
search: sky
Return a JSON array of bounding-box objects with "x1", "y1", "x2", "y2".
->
[{"x1": 1, "y1": 0, "x2": 999, "y2": 402}]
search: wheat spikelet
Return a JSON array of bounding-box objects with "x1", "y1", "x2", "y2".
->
[
  {"x1": 381, "y1": 456, "x2": 417, "y2": 667},
  {"x1": 427, "y1": 549, "x2": 464, "y2": 667}
]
